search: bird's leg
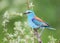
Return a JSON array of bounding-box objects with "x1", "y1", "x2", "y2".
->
[{"x1": 34, "y1": 29, "x2": 42, "y2": 43}]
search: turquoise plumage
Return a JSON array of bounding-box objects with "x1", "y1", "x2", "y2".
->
[{"x1": 24, "y1": 10, "x2": 56, "y2": 30}]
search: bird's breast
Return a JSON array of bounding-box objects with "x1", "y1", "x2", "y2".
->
[{"x1": 27, "y1": 18, "x2": 39, "y2": 28}]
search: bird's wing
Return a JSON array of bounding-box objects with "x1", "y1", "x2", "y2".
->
[
  {"x1": 34, "y1": 16, "x2": 44, "y2": 22},
  {"x1": 32, "y1": 16, "x2": 49, "y2": 27}
]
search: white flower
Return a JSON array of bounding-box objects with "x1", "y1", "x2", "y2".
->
[
  {"x1": 14, "y1": 27, "x2": 16, "y2": 30},
  {"x1": 2, "y1": 19, "x2": 9, "y2": 27},
  {"x1": 21, "y1": 39, "x2": 26, "y2": 42},
  {"x1": 9, "y1": 39, "x2": 16, "y2": 43},
  {"x1": 13, "y1": 33, "x2": 17, "y2": 37},
  {"x1": 10, "y1": 11, "x2": 23, "y2": 17},
  {"x1": 8, "y1": 34, "x2": 14, "y2": 38},
  {"x1": 16, "y1": 13, "x2": 20, "y2": 15},
  {"x1": 14, "y1": 21, "x2": 21, "y2": 27},
  {"x1": 48, "y1": 35, "x2": 57, "y2": 43},
  {"x1": 2, "y1": 21, "x2": 6, "y2": 27},
  {"x1": 9, "y1": 36, "x2": 21, "y2": 43},
  {"x1": 14, "y1": 31, "x2": 19, "y2": 36},
  {"x1": 30, "y1": 37, "x2": 34, "y2": 43},
  {"x1": 24, "y1": 21, "x2": 28, "y2": 27},
  {"x1": 20, "y1": 29, "x2": 25, "y2": 34},
  {"x1": 29, "y1": 2, "x2": 34, "y2": 8},
  {"x1": 6, "y1": 33, "x2": 14, "y2": 38},
  {"x1": 4, "y1": 19, "x2": 9, "y2": 22},
  {"x1": 2, "y1": 19, "x2": 9, "y2": 24},
  {"x1": 14, "y1": 27, "x2": 22, "y2": 32},
  {"x1": 25, "y1": 35, "x2": 30, "y2": 39},
  {"x1": 14, "y1": 21, "x2": 23, "y2": 32},
  {"x1": 30, "y1": 31, "x2": 33, "y2": 34},
  {"x1": 17, "y1": 36, "x2": 21, "y2": 42},
  {"x1": 3, "y1": 11, "x2": 10, "y2": 19},
  {"x1": 30, "y1": 37, "x2": 34, "y2": 40},
  {"x1": 3, "y1": 28, "x2": 7, "y2": 32},
  {"x1": 19, "y1": 13, "x2": 23, "y2": 17},
  {"x1": 3, "y1": 37, "x2": 8, "y2": 42}
]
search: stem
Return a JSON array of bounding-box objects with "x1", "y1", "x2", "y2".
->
[
  {"x1": 34, "y1": 29, "x2": 42, "y2": 43},
  {"x1": 27, "y1": 0, "x2": 29, "y2": 9}
]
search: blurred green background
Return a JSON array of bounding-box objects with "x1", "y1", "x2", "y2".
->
[{"x1": 0, "y1": 0, "x2": 60, "y2": 43}]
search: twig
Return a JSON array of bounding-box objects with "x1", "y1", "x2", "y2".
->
[{"x1": 27, "y1": 0, "x2": 30, "y2": 10}]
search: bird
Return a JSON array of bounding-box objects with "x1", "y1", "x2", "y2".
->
[
  {"x1": 23, "y1": 10, "x2": 55, "y2": 30},
  {"x1": 23, "y1": 10, "x2": 56, "y2": 43}
]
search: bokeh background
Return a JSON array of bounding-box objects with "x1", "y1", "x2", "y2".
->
[{"x1": 0, "y1": 0, "x2": 60, "y2": 43}]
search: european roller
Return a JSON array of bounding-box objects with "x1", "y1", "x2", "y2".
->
[
  {"x1": 23, "y1": 10, "x2": 56, "y2": 43},
  {"x1": 24, "y1": 10, "x2": 55, "y2": 30}
]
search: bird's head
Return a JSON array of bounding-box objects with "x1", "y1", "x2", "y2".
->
[{"x1": 23, "y1": 10, "x2": 35, "y2": 16}]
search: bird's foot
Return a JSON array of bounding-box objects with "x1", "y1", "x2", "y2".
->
[
  {"x1": 39, "y1": 41, "x2": 42, "y2": 43},
  {"x1": 38, "y1": 40, "x2": 42, "y2": 43}
]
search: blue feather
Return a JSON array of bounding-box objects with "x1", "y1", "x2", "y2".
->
[{"x1": 32, "y1": 18, "x2": 49, "y2": 27}]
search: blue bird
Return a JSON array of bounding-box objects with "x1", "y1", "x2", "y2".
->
[
  {"x1": 24, "y1": 10, "x2": 55, "y2": 30},
  {"x1": 23, "y1": 10, "x2": 56, "y2": 43}
]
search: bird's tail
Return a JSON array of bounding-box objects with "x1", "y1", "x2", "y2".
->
[
  {"x1": 45, "y1": 22, "x2": 56, "y2": 30},
  {"x1": 46, "y1": 27, "x2": 56, "y2": 30},
  {"x1": 41, "y1": 26, "x2": 56, "y2": 30}
]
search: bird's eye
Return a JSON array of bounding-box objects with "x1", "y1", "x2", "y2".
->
[{"x1": 28, "y1": 12, "x2": 31, "y2": 13}]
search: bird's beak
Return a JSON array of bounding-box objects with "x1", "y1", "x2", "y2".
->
[
  {"x1": 23, "y1": 11, "x2": 29, "y2": 14},
  {"x1": 23, "y1": 12, "x2": 27, "y2": 14},
  {"x1": 23, "y1": 12, "x2": 31, "y2": 14}
]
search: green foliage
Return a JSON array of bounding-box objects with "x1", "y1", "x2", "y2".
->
[{"x1": 0, "y1": 0, "x2": 60, "y2": 43}]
